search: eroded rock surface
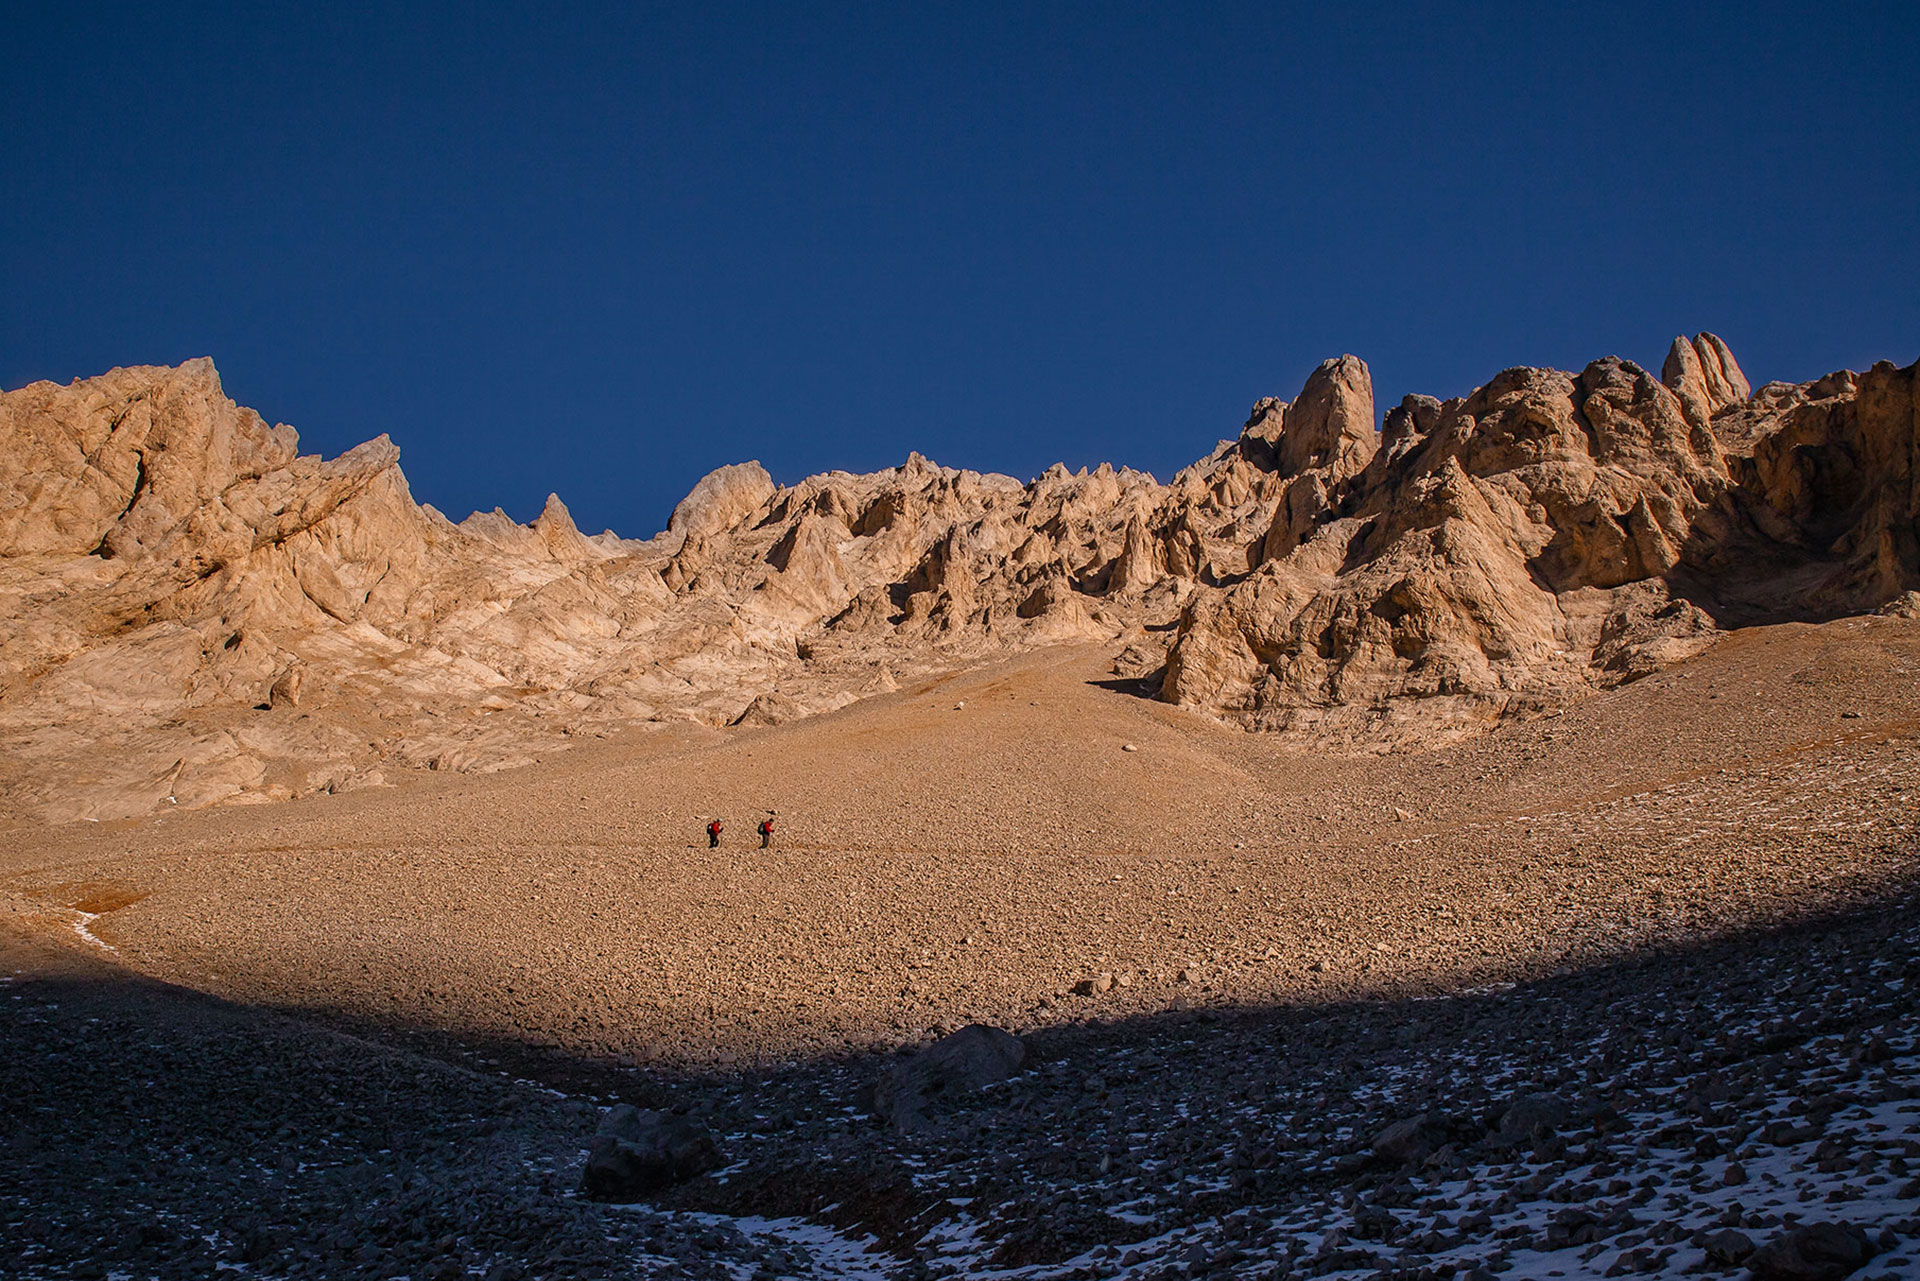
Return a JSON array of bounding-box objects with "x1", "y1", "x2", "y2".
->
[{"x1": 2, "y1": 337, "x2": 1915, "y2": 820}]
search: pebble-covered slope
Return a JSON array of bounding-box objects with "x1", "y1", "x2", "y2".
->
[
  {"x1": 658, "y1": 894, "x2": 1918, "y2": 1280},
  {"x1": 0, "y1": 935, "x2": 791, "y2": 1281},
  {"x1": 7, "y1": 615, "x2": 1918, "y2": 1072},
  {"x1": 5, "y1": 890, "x2": 1915, "y2": 1279}
]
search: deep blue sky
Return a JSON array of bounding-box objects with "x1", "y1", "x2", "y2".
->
[{"x1": 5, "y1": 3, "x2": 1916, "y2": 536}]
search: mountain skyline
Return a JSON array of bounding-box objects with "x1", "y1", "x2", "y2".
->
[{"x1": 6, "y1": 3, "x2": 1916, "y2": 534}]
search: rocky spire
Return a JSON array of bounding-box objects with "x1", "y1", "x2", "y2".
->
[{"x1": 1662, "y1": 332, "x2": 1751, "y2": 425}]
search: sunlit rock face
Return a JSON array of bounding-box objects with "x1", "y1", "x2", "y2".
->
[{"x1": 2, "y1": 334, "x2": 1914, "y2": 819}]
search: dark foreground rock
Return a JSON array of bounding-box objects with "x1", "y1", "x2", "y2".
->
[
  {"x1": 871, "y1": 1023, "x2": 1026, "y2": 1133},
  {"x1": 1748, "y1": 1221, "x2": 1879, "y2": 1281},
  {"x1": 657, "y1": 892, "x2": 1920, "y2": 1279},
  {"x1": 579, "y1": 1105, "x2": 719, "y2": 1200}
]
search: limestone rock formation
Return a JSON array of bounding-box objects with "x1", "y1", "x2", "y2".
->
[
  {"x1": 1161, "y1": 355, "x2": 1737, "y2": 738},
  {"x1": 2, "y1": 335, "x2": 1915, "y2": 821},
  {"x1": 668, "y1": 461, "x2": 776, "y2": 544},
  {"x1": 1663, "y1": 332, "x2": 1751, "y2": 426}
]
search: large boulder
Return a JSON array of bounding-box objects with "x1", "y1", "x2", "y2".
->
[
  {"x1": 1746, "y1": 1221, "x2": 1877, "y2": 1281},
  {"x1": 578, "y1": 1105, "x2": 720, "y2": 1201},
  {"x1": 872, "y1": 1024, "x2": 1027, "y2": 1133},
  {"x1": 1489, "y1": 1092, "x2": 1573, "y2": 1149},
  {"x1": 1371, "y1": 1113, "x2": 1445, "y2": 1165}
]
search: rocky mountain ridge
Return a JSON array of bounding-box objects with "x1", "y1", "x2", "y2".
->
[{"x1": 2, "y1": 336, "x2": 1915, "y2": 822}]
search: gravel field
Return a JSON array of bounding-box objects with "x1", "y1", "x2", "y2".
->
[
  {"x1": 656, "y1": 890, "x2": 1920, "y2": 1280},
  {"x1": 6, "y1": 890, "x2": 1915, "y2": 1280}
]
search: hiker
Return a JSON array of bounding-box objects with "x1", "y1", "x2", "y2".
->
[
  {"x1": 758, "y1": 816, "x2": 774, "y2": 849},
  {"x1": 706, "y1": 818, "x2": 722, "y2": 848}
]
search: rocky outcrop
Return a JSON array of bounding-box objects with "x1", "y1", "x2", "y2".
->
[
  {"x1": 1157, "y1": 343, "x2": 1918, "y2": 742},
  {"x1": 668, "y1": 461, "x2": 776, "y2": 544},
  {"x1": 1663, "y1": 332, "x2": 1751, "y2": 426},
  {"x1": 1729, "y1": 359, "x2": 1920, "y2": 614},
  {"x1": 1159, "y1": 356, "x2": 1740, "y2": 738},
  {"x1": 2, "y1": 338, "x2": 1915, "y2": 821}
]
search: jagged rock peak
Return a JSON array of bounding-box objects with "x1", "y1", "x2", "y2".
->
[
  {"x1": 1238, "y1": 356, "x2": 1377, "y2": 483},
  {"x1": 1281, "y1": 354, "x2": 1377, "y2": 481},
  {"x1": 1662, "y1": 332, "x2": 1751, "y2": 424},
  {"x1": 667, "y1": 461, "x2": 776, "y2": 541},
  {"x1": 0, "y1": 357, "x2": 394, "y2": 562}
]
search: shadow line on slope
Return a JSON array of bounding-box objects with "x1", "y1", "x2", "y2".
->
[{"x1": 15, "y1": 868, "x2": 1917, "y2": 1270}]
